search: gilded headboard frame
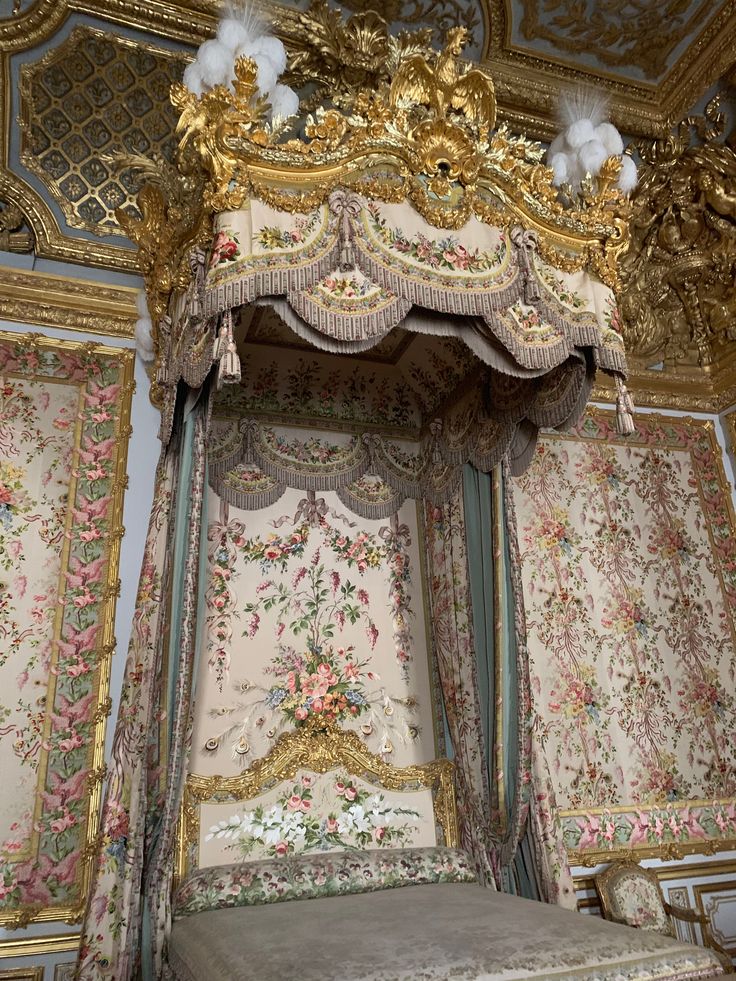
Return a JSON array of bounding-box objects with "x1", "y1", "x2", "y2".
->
[{"x1": 176, "y1": 716, "x2": 459, "y2": 884}]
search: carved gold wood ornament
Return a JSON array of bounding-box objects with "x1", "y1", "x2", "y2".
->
[
  {"x1": 620, "y1": 101, "x2": 736, "y2": 371},
  {"x1": 121, "y1": 1, "x2": 630, "y2": 368}
]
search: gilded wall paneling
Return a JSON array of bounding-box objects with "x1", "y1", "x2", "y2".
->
[
  {"x1": 0, "y1": 932, "x2": 80, "y2": 958},
  {"x1": 666, "y1": 885, "x2": 700, "y2": 943},
  {"x1": 695, "y1": 880, "x2": 736, "y2": 956},
  {"x1": 0, "y1": 333, "x2": 133, "y2": 933}
]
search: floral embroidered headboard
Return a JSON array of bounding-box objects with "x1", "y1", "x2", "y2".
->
[{"x1": 176, "y1": 717, "x2": 458, "y2": 881}]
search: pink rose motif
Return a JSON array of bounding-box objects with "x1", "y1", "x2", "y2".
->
[
  {"x1": 295, "y1": 707, "x2": 308, "y2": 721},
  {"x1": 287, "y1": 795, "x2": 303, "y2": 811},
  {"x1": 344, "y1": 786, "x2": 357, "y2": 802},
  {"x1": 326, "y1": 817, "x2": 339, "y2": 833},
  {"x1": 59, "y1": 729, "x2": 84, "y2": 753},
  {"x1": 373, "y1": 827, "x2": 386, "y2": 843},
  {"x1": 335, "y1": 781, "x2": 346, "y2": 796},
  {"x1": 50, "y1": 809, "x2": 76, "y2": 833},
  {"x1": 312, "y1": 698, "x2": 324, "y2": 713},
  {"x1": 274, "y1": 841, "x2": 289, "y2": 857},
  {"x1": 301, "y1": 775, "x2": 314, "y2": 788},
  {"x1": 300, "y1": 799, "x2": 312, "y2": 813}
]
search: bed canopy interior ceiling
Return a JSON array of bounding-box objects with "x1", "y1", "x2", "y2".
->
[{"x1": 126, "y1": 1, "x2": 634, "y2": 471}]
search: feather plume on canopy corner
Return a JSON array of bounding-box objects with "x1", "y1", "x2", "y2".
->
[
  {"x1": 182, "y1": 0, "x2": 299, "y2": 124},
  {"x1": 546, "y1": 88, "x2": 637, "y2": 194}
]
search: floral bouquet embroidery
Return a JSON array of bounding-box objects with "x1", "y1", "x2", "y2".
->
[{"x1": 206, "y1": 772, "x2": 420, "y2": 858}]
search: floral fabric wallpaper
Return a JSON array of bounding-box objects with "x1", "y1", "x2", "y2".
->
[
  {"x1": 511, "y1": 412, "x2": 736, "y2": 863},
  {"x1": 191, "y1": 475, "x2": 441, "y2": 782},
  {"x1": 0, "y1": 333, "x2": 132, "y2": 923}
]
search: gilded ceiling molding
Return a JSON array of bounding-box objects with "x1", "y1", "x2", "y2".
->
[
  {"x1": 0, "y1": 120, "x2": 140, "y2": 272},
  {"x1": 516, "y1": 0, "x2": 715, "y2": 81},
  {"x1": 0, "y1": 266, "x2": 137, "y2": 337},
  {"x1": 481, "y1": 0, "x2": 736, "y2": 140},
  {"x1": 18, "y1": 24, "x2": 188, "y2": 238}
]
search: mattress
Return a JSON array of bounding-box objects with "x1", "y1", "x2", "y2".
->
[{"x1": 168, "y1": 881, "x2": 724, "y2": 981}]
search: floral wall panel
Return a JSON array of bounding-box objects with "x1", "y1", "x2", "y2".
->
[
  {"x1": 0, "y1": 333, "x2": 133, "y2": 925},
  {"x1": 191, "y1": 481, "x2": 441, "y2": 781},
  {"x1": 511, "y1": 411, "x2": 736, "y2": 865}
]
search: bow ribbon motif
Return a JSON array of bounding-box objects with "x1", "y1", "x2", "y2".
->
[
  {"x1": 272, "y1": 495, "x2": 357, "y2": 529},
  {"x1": 510, "y1": 225, "x2": 541, "y2": 304},
  {"x1": 378, "y1": 522, "x2": 411, "y2": 551},
  {"x1": 329, "y1": 190, "x2": 363, "y2": 271}
]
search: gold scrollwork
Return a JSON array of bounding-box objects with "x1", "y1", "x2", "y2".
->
[
  {"x1": 0, "y1": 198, "x2": 33, "y2": 253},
  {"x1": 620, "y1": 99, "x2": 736, "y2": 372},
  {"x1": 125, "y1": 1, "x2": 629, "y2": 387},
  {"x1": 177, "y1": 716, "x2": 459, "y2": 883}
]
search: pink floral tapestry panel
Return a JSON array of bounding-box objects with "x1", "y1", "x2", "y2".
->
[
  {"x1": 191, "y1": 479, "x2": 441, "y2": 782},
  {"x1": 0, "y1": 333, "x2": 133, "y2": 923},
  {"x1": 511, "y1": 411, "x2": 736, "y2": 862}
]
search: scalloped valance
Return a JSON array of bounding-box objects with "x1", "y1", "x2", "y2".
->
[
  {"x1": 131, "y1": 12, "x2": 635, "y2": 470},
  {"x1": 203, "y1": 194, "x2": 626, "y2": 379}
]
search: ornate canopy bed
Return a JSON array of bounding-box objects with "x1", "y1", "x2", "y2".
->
[{"x1": 76, "y1": 6, "x2": 725, "y2": 980}]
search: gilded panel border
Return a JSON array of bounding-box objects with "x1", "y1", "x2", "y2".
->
[
  {"x1": 0, "y1": 968, "x2": 43, "y2": 981},
  {"x1": 0, "y1": 332, "x2": 134, "y2": 931}
]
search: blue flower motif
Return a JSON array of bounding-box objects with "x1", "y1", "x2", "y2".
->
[
  {"x1": 264, "y1": 688, "x2": 288, "y2": 708},
  {"x1": 345, "y1": 690, "x2": 366, "y2": 705}
]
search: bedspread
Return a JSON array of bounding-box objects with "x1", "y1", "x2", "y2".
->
[{"x1": 168, "y1": 882, "x2": 724, "y2": 980}]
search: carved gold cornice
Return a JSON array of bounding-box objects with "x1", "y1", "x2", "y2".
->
[
  {"x1": 0, "y1": 266, "x2": 137, "y2": 337},
  {"x1": 592, "y1": 358, "x2": 736, "y2": 415}
]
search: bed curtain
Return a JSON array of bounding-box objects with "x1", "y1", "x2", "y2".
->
[{"x1": 77, "y1": 388, "x2": 210, "y2": 981}]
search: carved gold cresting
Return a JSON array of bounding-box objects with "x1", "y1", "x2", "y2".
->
[
  {"x1": 122, "y1": 0, "x2": 629, "y2": 381},
  {"x1": 619, "y1": 97, "x2": 736, "y2": 373},
  {"x1": 177, "y1": 716, "x2": 459, "y2": 882}
]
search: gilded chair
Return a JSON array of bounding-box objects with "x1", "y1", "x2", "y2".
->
[{"x1": 595, "y1": 861, "x2": 733, "y2": 974}]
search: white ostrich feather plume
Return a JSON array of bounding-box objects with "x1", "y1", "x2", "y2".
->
[
  {"x1": 183, "y1": 0, "x2": 299, "y2": 125},
  {"x1": 547, "y1": 87, "x2": 637, "y2": 195}
]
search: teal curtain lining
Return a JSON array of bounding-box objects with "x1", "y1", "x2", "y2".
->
[
  {"x1": 461, "y1": 466, "x2": 495, "y2": 796},
  {"x1": 142, "y1": 399, "x2": 210, "y2": 981},
  {"x1": 462, "y1": 463, "x2": 537, "y2": 900}
]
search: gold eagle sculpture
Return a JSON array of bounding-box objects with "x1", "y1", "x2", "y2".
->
[{"x1": 389, "y1": 26, "x2": 496, "y2": 136}]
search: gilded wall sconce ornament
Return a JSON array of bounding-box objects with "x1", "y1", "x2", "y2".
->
[
  {"x1": 0, "y1": 198, "x2": 34, "y2": 253},
  {"x1": 619, "y1": 99, "x2": 736, "y2": 369}
]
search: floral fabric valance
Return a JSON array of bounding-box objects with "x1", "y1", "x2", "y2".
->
[{"x1": 203, "y1": 193, "x2": 626, "y2": 382}]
